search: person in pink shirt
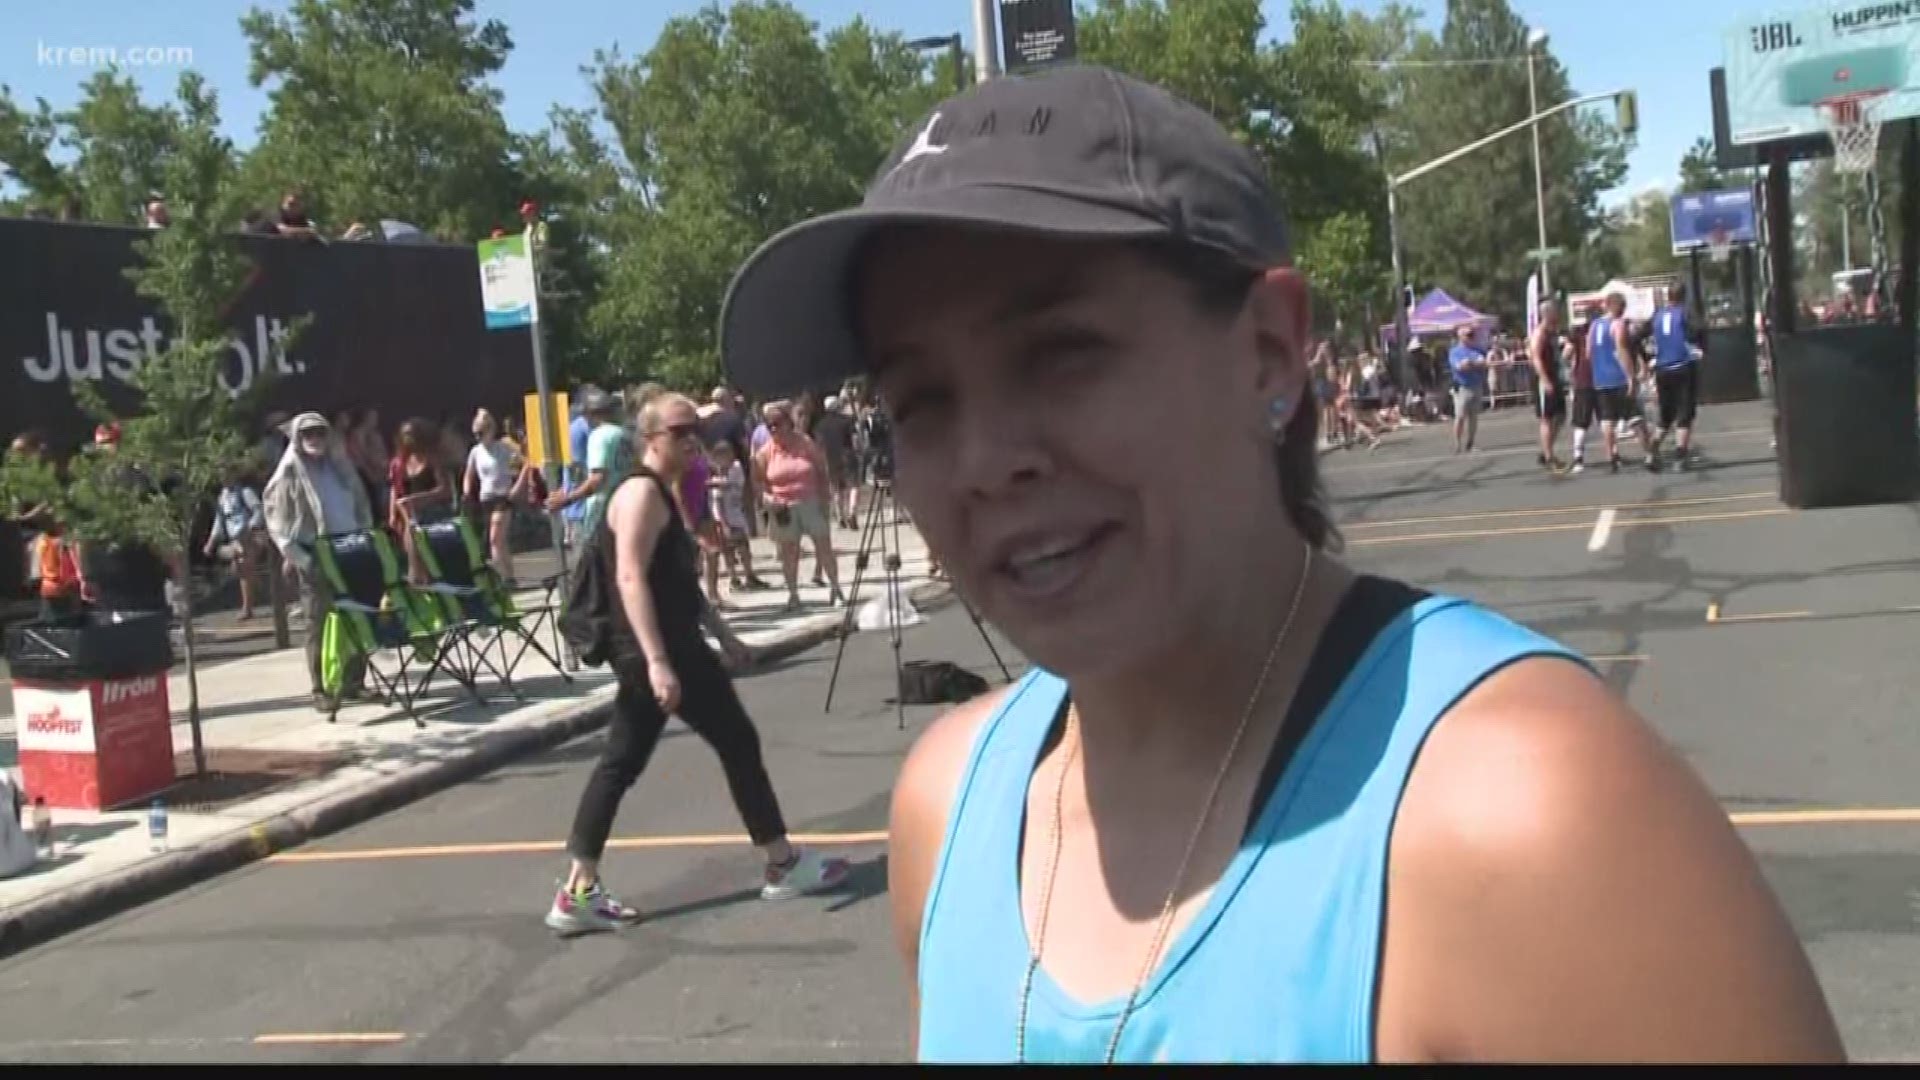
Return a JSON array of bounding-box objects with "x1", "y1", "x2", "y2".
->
[{"x1": 754, "y1": 400, "x2": 844, "y2": 611}]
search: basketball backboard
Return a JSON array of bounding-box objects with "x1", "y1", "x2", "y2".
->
[
  {"x1": 1670, "y1": 188, "x2": 1759, "y2": 254},
  {"x1": 1723, "y1": 4, "x2": 1920, "y2": 146}
]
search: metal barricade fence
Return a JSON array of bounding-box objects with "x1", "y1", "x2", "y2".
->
[{"x1": 1485, "y1": 358, "x2": 1539, "y2": 410}]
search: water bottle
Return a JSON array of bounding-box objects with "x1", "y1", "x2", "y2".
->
[
  {"x1": 32, "y1": 797, "x2": 52, "y2": 858},
  {"x1": 148, "y1": 798, "x2": 169, "y2": 853}
]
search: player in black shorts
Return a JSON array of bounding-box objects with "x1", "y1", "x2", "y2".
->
[
  {"x1": 1529, "y1": 300, "x2": 1568, "y2": 472},
  {"x1": 1567, "y1": 316, "x2": 1595, "y2": 473},
  {"x1": 1650, "y1": 284, "x2": 1702, "y2": 470}
]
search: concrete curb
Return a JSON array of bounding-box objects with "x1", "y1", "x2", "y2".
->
[{"x1": 0, "y1": 579, "x2": 954, "y2": 960}]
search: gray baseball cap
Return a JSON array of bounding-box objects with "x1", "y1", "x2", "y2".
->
[{"x1": 719, "y1": 64, "x2": 1291, "y2": 398}]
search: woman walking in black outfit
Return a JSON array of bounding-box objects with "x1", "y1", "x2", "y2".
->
[{"x1": 547, "y1": 390, "x2": 850, "y2": 935}]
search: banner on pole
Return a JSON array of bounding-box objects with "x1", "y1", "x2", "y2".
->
[
  {"x1": 1000, "y1": 0, "x2": 1078, "y2": 73},
  {"x1": 522, "y1": 390, "x2": 572, "y2": 468},
  {"x1": 1526, "y1": 271, "x2": 1541, "y2": 337},
  {"x1": 478, "y1": 234, "x2": 535, "y2": 330}
]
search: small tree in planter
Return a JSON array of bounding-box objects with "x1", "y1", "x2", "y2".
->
[{"x1": 3, "y1": 74, "x2": 288, "y2": 778}]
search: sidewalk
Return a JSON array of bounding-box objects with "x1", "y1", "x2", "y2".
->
[{"x1": 0, "y1": 512, "x2": 949, "y2": 956}]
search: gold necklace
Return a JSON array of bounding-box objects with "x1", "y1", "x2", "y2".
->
[{"x1": 1015, "y1": 543, "x2": 1316, "y2": 1064}]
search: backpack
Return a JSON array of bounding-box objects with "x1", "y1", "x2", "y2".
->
[{"x1": 558, "y1": 531, "x2": 617, "y2": 668}]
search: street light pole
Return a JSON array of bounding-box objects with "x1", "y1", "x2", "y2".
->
[
  {"x1": 1388, "y1": 180, "x2": 1411, "y2": 391},
  {"x1": 1375, "y1": 127, "x2": 1412, "y2": 391},
  {"x1": 1384, "y1": 85, "x2": 1631, "y2": 390},
  {"x1": 1527, "y1": 27, "x2": 1552, "y2": 297},
  {"x1": 972, "y1": 0, "x2": 1000, "y2": 80}
]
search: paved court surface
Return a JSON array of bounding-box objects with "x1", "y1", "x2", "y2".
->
[{"x1": 4, "y1": 399, "x2": 1919, "y2": 1062}]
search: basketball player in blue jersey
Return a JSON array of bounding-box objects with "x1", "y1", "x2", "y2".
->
[
  {"x1": 1587, "y1": 292, "x2": 1661, "y2": 474},
  {"x1": 1650, "y1": 284, "x2": 1701, "y2": 470}
]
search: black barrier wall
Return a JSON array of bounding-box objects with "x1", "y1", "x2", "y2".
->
[
  {"x1": 1772, "y1": 322, "x2": 1920, "y2": 508},
  {"x1": 0, "y1": 218, "x2": 536, "y2": 452},
  {"x1": 1699, "y1": 327, "x2": 1762, "y2": 404}
]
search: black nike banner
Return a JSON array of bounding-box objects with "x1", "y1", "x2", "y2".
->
[
  {"x1": 0, "y1": 218, "x2": 538, "y2": 454},
  {"x1": 999, "y1": 0, "x2": 1078, "y2": 74}
]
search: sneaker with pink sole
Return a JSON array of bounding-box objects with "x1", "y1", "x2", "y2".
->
[
  {"x1": 761, "y1": 847, "x2": 851, "y2": 900},
  {"x1": 545, "y1": 880, "x2": 642, "y2": 936}
]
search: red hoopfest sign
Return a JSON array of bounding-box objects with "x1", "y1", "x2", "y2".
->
[{"x1": 14, "y1": 675, "x2": 173, "y2": 811}]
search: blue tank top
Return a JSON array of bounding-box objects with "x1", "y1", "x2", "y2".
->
[
  {"x1": 1652, "y1": 306, "x2": 1692, "y2": 370},
  {"x1": 1588, "y1": 316, "x2": 1628, "y2": 389},
  {"x1": 915, "y1": 595, "x2": 1585, "y2": 1064}
]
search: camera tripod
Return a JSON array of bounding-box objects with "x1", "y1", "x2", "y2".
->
[{"x1": 822, "y1": 478, "x2": 1010, "y2": 729}]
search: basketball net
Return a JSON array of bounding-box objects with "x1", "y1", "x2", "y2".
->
[
  {"x1": 1707, "y1": 227, "x2": 1733, "y2": 264},
  {"x1": 1818, "y1": 91, "x2": 1889, "y2": 175}
]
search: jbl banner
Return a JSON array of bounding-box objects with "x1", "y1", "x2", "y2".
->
[{"x1": 0, "y1": 218, "x2": 538, "y2": 453}]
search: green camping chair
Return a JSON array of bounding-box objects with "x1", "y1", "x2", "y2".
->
[
  {"x1": 410, "y1": 515, "x2": 573, "y2": 702},
  {"x1": 311, "y1": 528, "x2": 480, "y2": 728}
]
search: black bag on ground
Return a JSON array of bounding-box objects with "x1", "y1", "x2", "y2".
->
[{"x1": 899, "y1": 660, "x2": 989, "y2": 706}]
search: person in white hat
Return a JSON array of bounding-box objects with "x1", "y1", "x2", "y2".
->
[{"x1": 264, "y1": 412, "x2": 374, "y2": 709}]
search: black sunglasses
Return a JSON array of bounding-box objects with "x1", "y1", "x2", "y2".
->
[{"x1": 652, "y1": 421, "x2": 699, "y2": 439}]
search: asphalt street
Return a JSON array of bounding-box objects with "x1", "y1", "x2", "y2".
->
[{"x1": 4, "y1": 399, "x2": 1920, "y2": 1062}]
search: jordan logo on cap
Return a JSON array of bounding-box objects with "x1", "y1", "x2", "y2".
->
[{"x1": 897, "y1": 112, "x2": 949, "y2": 168}]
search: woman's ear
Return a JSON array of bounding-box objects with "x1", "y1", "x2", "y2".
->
[{"x1": 1248, "y1": 267, "x2": 1312, "y2": 415}]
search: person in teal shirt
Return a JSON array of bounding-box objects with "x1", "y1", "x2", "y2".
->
[
  {"x1": 719, "y1": 65, "x2": 1841, "y2": 1064},
  {"x1": 545, "y1": 389, "x2": 631, "y2": 541}
]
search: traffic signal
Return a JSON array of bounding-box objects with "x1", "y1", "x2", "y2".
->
[{"x1": 1616, "y1": 91, "x2": 1638, "y2": 136}]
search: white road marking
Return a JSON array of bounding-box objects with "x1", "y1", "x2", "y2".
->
[{"x1": 1586, "y1": 508, "x2": 1616, "y2": 552}]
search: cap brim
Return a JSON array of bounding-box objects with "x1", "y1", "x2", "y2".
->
[{"x1": 720, "y1": 188, "x2": 1173, "y2": 399}]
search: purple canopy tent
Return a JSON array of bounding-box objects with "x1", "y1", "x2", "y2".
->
[{"x1": 1378, "y1": 288, "x2": 1500, "y2": 350}]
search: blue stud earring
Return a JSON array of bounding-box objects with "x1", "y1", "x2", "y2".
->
[{"x1": 1268, "y1": 396, "x2": 1290, "y2": 440}]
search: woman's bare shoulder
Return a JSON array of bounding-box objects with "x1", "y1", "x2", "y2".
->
[
  {"x1": 893, "y1": 685, "x2": 1013, "y2": 844},
  {"x1": 1381, "y1": 657, "x2": 1841, "y2": 1062},
  {"x1": 887, "y1": 685, "x2": 1016, "y2": 982}
]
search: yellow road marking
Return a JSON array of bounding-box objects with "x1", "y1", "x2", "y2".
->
[
  {"x1": 266, "y1": 829, "x2": 890, "y2": 865},
  {"x1": 1343, "y1": 489, "x2": 1775, "y2": 531},
  {"x1": 254, "y1": 1032, "x2": 407, "y2": 1046},
  {"x1": 1731, "y1": 808, "x2": 1920, "y2": 827},
  {"x1": 263, "y1": 806, "x2": 1920, "y2": 867},
  {"x1": 1588, "y1": 653, "x2": 1649, "y2": 663},
  {"x1": 1348, "y1": 506, "x2": 1791, "y2": 548}
]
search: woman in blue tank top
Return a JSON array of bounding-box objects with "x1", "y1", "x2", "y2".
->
[{"x1": 719, "y1": 67, "x2": 1841, "y2": 1064}]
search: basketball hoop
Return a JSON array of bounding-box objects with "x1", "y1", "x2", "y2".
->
[{"x1": 1817, "y1": 90, "x2": 1890, "y2": 174}]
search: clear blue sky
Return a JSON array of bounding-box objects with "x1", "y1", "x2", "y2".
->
[{"x1": 8, "y1": 0, "x2": 1752, "y2": 204}]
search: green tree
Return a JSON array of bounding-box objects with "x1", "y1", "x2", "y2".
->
[
  {"x1": 579, "y1": 1, "x2": 942, "y2": 390},
  {"x1": 1678, "y1": 136, "x2": 1731, "y2": 193},
  {"x1": 0, "y1": 69, "x2": 194, "y2": 222},
  {"x1": 1296, "y1": 210, "x2": 1387, "y2": 342},
  {"x1": 1383, "y1": 0, "x2": 1629, "y2": 321},
  {"x1": 238, "y1": 0, "x2": 519, "y2": 238},
  {"x1": 512, "y1": 113, "x2": 620, "y2": 383},
  {"x1": 1607, "y1": 190, "x2": 1676, "y2": 278},
  {"x1": 0, "y1": 91, "x2": 66, "y2": 210},
  {"x1": 3, "y1": 75, "x2": 276, "y2": 777},
  {"x1": 1077, "y1": 0, "x2": 1403, "y2": 336}
]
